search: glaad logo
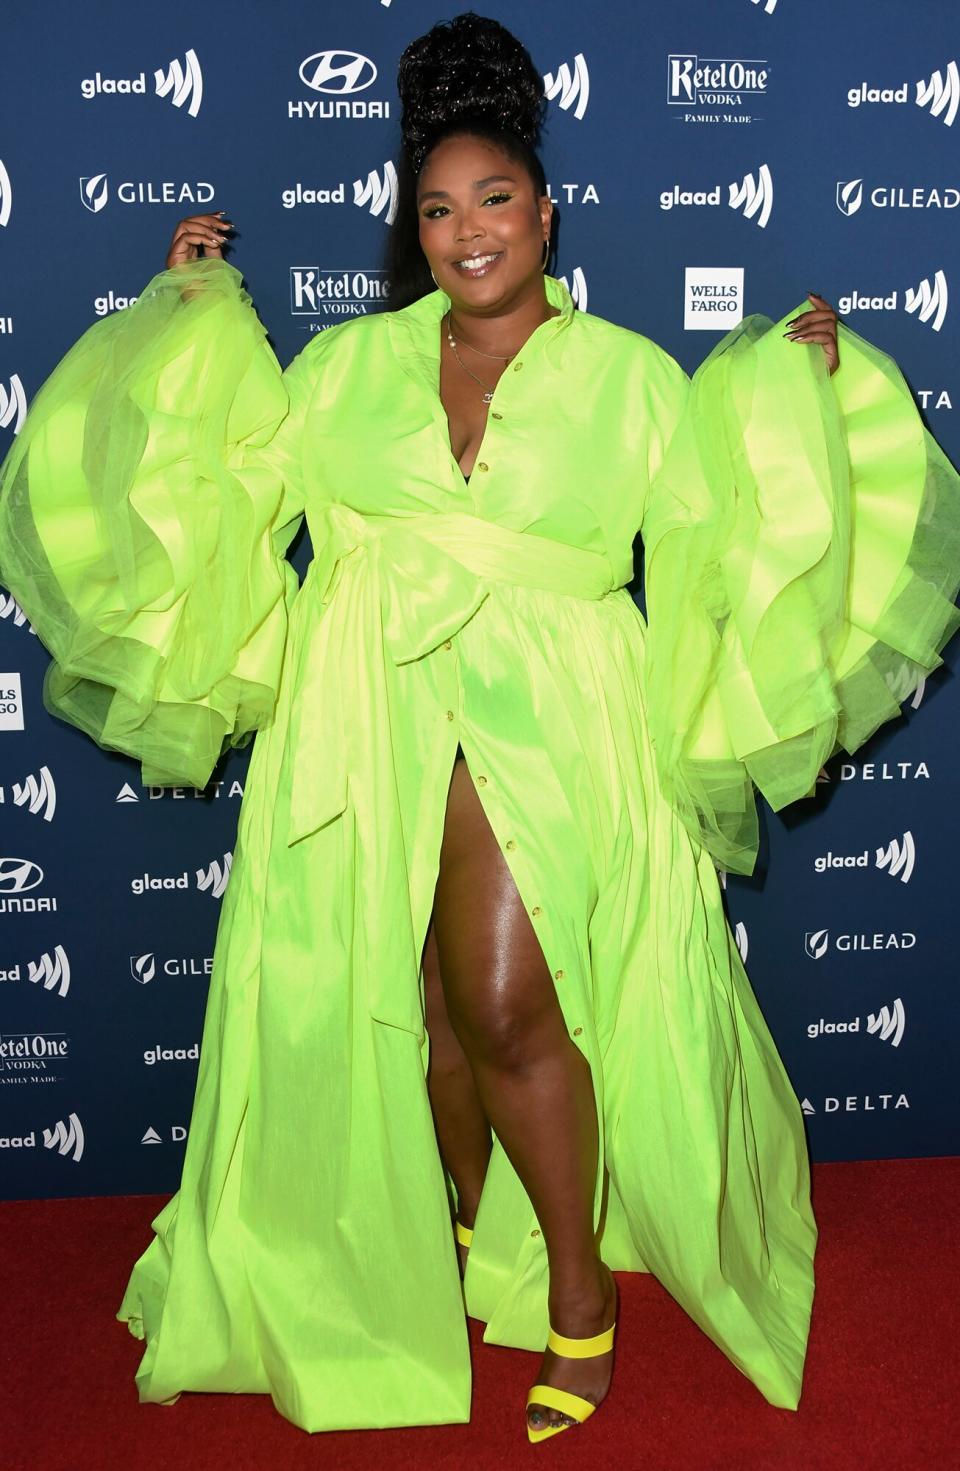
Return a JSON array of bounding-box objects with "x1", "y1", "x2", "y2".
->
[
  {"x1": 29, "y1": 947, "x2": 71, "y2": 997},
  {"x1": 0, "y1": 948, "x2": 70, "y2": 995},
  {"x1": 661, "y1": 166, "x2": 773, "y2": 227},
  {"x1": 80, "y1": 175, "x2": 215, "y2": 214},
  {"x1": 44, "y1": 1113, "x2": 84, "y2": 1161},
  {"x1": 0, "y1": 765, "x2": 56, "y2": 821},
  {"x1": 875, "y1": 832, "x2": 916, "y2": 883},
  {"x1": 0, "y1": 592, "x2": 36, "y2": 632},
  {"x1": 838, "y1": 272, "x2": 948, "y2": 333},
  {"x1": 0, "y1": 158, "x2": 11, "y2": 227},
  {"x1": 847, "y1": 61, "x2": 959, "y2": 127},
  {"x1": 291, "y1": 50, "x2": 389, "y2": 119},
  {"x1": 130, "y1": 851, "x2": 232, "y2": 897},
  {"x1": 196, "y1": 852, "x2": 232, "y2": 898},
  {"x1": 750, "y1": 0, "x2": 779, "y2": 13},
  {"x1": 813, "y1": 831, "x2": 916, "y2": 881},
  {"x1": 353, "y1": 162, "x2": 398, "y2": 223},
  {"x1": 94, "y1": 291, "x2": 138, "y2": 317},
  {"x1": 804, "y1": 929, "x2": 916, "y2": 959},
  {"x1": 807, "y1": 1000, "x2": 906, "y2": 1045},
  {"x1": 868, "y1": 999, "x2": 907, "y2": 1047},
  {"x1": 543, "y1": 54, "x2": 589, "y2": 120},
  {"x1": 290, "y1": 268, "x2": 389, "y2": 320},
  {"x1": 558, "y1": 267, "x2": 588, "y2": 311},
  {"x1": 733, "y1": 921, "x2": 749, "y2": 964},
  {"x1": 836, "y1": 178, "x2": 960, "y2": 217},
  {"x1": 0, "y1": 374, "x2": 27, "y2": 435},
  {"x1": 154, "y1": 50, "x2": 203, "y2": 117},
  {"x1": 80, "y1": 50, "x2": 203, "y2": 118},
  {"x1": 144, "y1": 1043, "x2": 200, "y2": 1066}
]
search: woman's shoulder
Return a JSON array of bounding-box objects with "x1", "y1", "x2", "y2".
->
[{"x1": 569, "y1": 304, "x2": 688, "y2": 386}]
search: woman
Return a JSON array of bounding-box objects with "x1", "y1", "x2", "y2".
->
[{"x1": 1, "y1": 11, "x2": 958, "y2": 1443}]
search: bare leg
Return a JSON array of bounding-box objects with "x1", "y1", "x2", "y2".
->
[
  {"x1": 423, "y1": 914, "x2": 492, "y2": 1271},
  {"x1": 432, "y1": 758, "x2": 615, "y2": 1429}
]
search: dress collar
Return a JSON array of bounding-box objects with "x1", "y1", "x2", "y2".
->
[{"x1": 386, "y1": 274, "x2": 576, "y2": 396}]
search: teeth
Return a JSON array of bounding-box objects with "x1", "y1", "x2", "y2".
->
[{"x1": 456, "y1": 252, "x2": 500, "y2": 270}]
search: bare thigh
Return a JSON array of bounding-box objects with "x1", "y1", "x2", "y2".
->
[{"x1": 428, "y1": 755, "x2": 572, "y2": 1071}]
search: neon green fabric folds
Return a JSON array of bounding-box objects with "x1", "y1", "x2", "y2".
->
[
  {"x1": 0, "y1": 260, "x2": 307, "y2": 788},
  {"x1": 643, "y1": 309, "x2": 960, "y2": 874},
  {"x1": 1, "y1": 260, "x2": 956, "y2": 1432}
]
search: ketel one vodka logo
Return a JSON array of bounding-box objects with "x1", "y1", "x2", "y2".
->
[
  {"x1": 814, "y1": 831, "x2": 916, "y2": 883},
  {"x1": 80, "y1": 49, "x2": 203, "y2": 118},
  {"x1": 847, "y1": 61, "x2": 959, "y2": 127},
  {"x1": 290, "y1": 268, "x2": 389, "y2": 318},
  {"x1": 0, "y1": 765, "x2": 56, "y2": 821},
  {"x1": 666, "y1": 53, "x2": 769, "y2": 114},
  {"x1": 807, "y1": 998, "x2": 907, "y2": 1047},
  {"x1": 543, "y1": 54, "x2": 589, "y2": 120}
]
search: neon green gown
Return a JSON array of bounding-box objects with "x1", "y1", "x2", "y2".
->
[{"x1": 1, "y1": 261, "x2": 958, "y2": 1432}]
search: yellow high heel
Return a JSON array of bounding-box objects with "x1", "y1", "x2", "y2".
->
[
  {"x1": 525, "y1": 1322, "x2": 616, "y2": 1444},
  {"x1": 454, "y1": 1220, "x2": 473, "y2": 1249}
]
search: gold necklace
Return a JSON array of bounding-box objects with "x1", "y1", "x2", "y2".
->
[{"x1": 444, "y1": 311, "x2": 517, "y2": 404}]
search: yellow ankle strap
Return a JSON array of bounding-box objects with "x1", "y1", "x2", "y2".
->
[
  {"x1": 546, "y1": 1323, "x2": 616, "y2": 1358},
  {"x1": 454, "y1": 1220, "x2": 473, "y2": 1247}
]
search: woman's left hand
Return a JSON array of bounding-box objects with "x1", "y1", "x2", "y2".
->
[{"x1": 784, "y1": 293, "x2": 840, "y2": 376}]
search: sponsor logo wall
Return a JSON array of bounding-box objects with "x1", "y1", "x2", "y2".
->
[{"x1": 1, "y1": 0, "x2": 958, "y2": 1198}]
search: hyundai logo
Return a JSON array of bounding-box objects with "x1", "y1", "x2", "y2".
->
[{"x1": 299, "y1": 51, "x2": 377, "y2": 96}]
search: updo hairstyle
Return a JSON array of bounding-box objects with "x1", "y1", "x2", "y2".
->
[{"x1": 384, "y1": 12, "x2": 550, "y2": 309}]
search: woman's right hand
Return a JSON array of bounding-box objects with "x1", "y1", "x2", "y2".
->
[{"x1": 165, "y1": 213, "x2": 233, "y2": 269}]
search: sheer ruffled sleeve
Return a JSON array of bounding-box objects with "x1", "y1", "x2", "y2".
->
[
  {"x1": 642, "y1": 304, "x2": 960, "y2": 875},
  {"x1": 0, "y1": 258, "x2": 317, "y2": 788}
]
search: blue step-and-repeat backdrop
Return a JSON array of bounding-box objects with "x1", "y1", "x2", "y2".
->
[{"x1": 1, "y1": 0, "x2": 958, "y2": 1197}]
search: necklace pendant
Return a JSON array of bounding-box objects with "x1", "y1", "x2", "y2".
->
[{"x1": 481, "y1": 390, "x2": 494, "y2": 404}]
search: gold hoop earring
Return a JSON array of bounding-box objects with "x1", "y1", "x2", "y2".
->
[
  {"x1": 430, "y1": 268, "x2": 439, "y2": 287},
  {"x1": 541, "y1": 238, "x2": 550, "y2": 272}
]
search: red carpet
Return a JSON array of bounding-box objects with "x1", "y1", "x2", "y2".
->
[{"x1": 3, "y1": 1158, "x2": 956, "y2": 1471}]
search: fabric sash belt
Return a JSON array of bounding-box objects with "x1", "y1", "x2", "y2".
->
[{"x1": 284, "y1": 505, "x2": 617, "y2": 847}]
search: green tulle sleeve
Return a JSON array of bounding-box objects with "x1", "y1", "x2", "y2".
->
[
  {"x1": 0, "y1": 259, "x2": 312, "y2": 788},
  {"x1": 643, "y1": 303, "x2": 960, "y2": 875}
]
